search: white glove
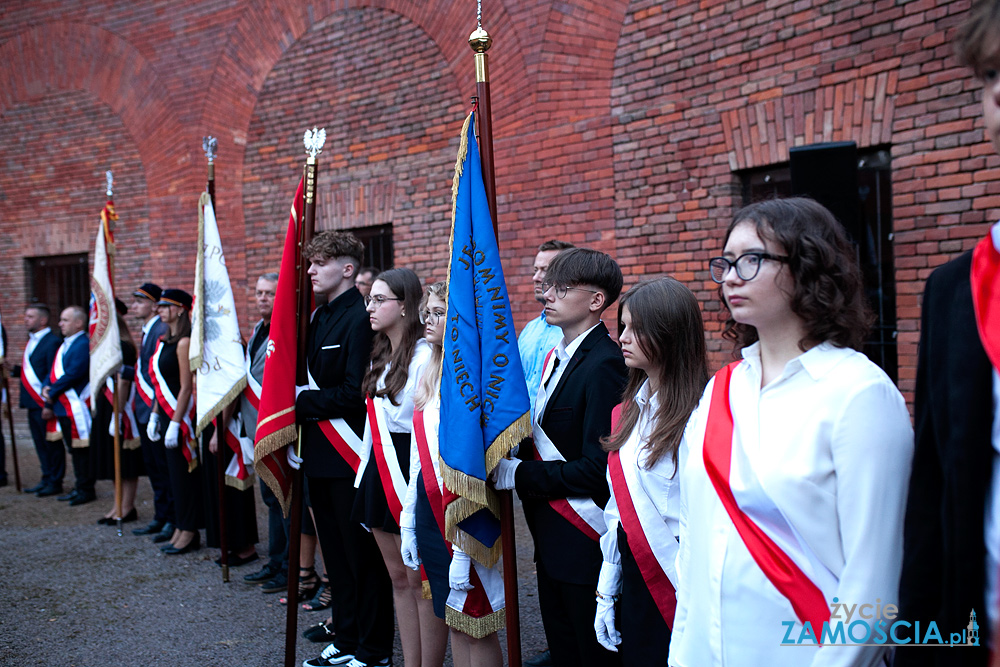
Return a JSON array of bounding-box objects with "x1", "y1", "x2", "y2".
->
[
  {"x1": 108, "y1": 415, "x2": 117, "y2": 437},
  {"x1": 164, "y1": 421, "x2": 181, "y2": 449},
  {"x1": 490, "y1": 457, "x2": 519, "y2": 491},
  {"x1": 449, "y1": 549, "x2": 475, "y2": 592},
  {"x1": 146, "y1": 413, "x2": 161, "y2": 441},
  {"x1": 594, "y1": 594, "x2": 619, "y2": 651},
  {"x1": 286, "y1": 446, "x2": 302, "y2": 470},
  {"x1": 400, "y1": 526, "x2": 421, "y2": 571},
  {"x1": 594, "y1": 560, "x2": 623, "y2": 651}
]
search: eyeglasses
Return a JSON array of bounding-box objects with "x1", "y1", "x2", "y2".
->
[
  {"x1": 364, "y1": 294, "x2": 403, "y2": 308},
  {"x1": 708, "y1": 252, "x2": 789, "y2": 283},
  {"x1": 539, "y1": 282, "x2": 600, "y2": 299},
  {"x1": 419, "y1": 309, "x2": 446, "y2": 324}
]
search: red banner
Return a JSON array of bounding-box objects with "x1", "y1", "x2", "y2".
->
[{"x1": 253, "y1": 178, "x2": 304, "y2": 515}]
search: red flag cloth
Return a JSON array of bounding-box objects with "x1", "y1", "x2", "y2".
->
[
  {"x1": 971, "y1": 228, "x2": 1000, "y2": 371},
  {"x1": 101, "y1": 200, "x2": 117, "y2": 293},
  {"x1": 253, "y1": 178, "x2": 304, "y2": 515}
]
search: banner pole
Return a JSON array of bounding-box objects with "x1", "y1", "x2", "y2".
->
[
  {"x1": 470, "y1": 24, "x2": 523, "y2": 667},
  {"x1": 284, "y1": 129, "x2": 323, "y2": 667},
  {"x1": 1, "y1": 367, "x2": 21, "y2": 492}
]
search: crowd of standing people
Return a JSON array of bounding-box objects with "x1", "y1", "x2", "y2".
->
[{"x1": 2, "y1": 2, "x2": 1000, "y2": 666}]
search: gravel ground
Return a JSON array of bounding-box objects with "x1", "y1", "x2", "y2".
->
[{"x1": 0, "y1": 414, "x2": 548, "y2": 667}]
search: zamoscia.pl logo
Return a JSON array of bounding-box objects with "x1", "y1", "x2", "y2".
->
[{"x1": 781, "y1": 598, "x2": 981, "y2": 647}]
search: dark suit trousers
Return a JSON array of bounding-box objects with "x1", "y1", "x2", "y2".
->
[
  {"x1": 139, "y1": 422, "x2": 174, "y2": 523},
  {"x1": 260, "y1": 477, "x2": 289, "y2": 571},
  {"x1": 536, "y1": 561, "x2": 622, "y2": 667},
  {"x1": 27, "y1": 408, "x2": 64, "y2": 486},
  {"x1": 59, "y1": 416, "x2": 94, "y2": 494},
  {"x1": 0, "y1": 413, "x2": 6, "y2": 483},
  {"x1": 308, "y1": 475, "x2": 393, "y2": 662}
]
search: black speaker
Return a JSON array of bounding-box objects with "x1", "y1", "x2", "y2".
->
[{"x1": 790, "y1": 142, "x2": 860, "y2": 242}]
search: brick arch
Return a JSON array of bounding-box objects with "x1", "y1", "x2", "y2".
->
[{"x1": 0, "y1": 21, "x2": 195, "y2": 201}]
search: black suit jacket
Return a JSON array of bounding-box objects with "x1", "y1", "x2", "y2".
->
[
  {"x1": 897, "y1": 250, "x2": 994, "y2": 665},
  {"x1": 515, "y1": 322, "x2": 627, "y2": 586},
  {"x1": 296, "y1": 287, "x2": 374, "y2": 478},
  {"x1": 18, "y1": 329, "x2": 62, "y2": 409}
]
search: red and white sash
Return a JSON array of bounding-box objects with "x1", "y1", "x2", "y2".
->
[
  {"x1": 702, "y1": 362, "x2": 830, "y2": 634},
  {"x1": 105, "y1": 376, "x2": 141, "y2": 450},
  {"x1": 223, "y1": 413, "x2": 255, "y2": 490},
  {"x1": 531, "y1": 348, "x2": 605, "y2": 541},
  {"x1": 149, "y1": 341, "x2": 198, "y2": 469},
  {"x1": 307, "y1": 368, "x2": 365, "y2": 473},
  {"x1": 135, "y1": 334, "x2": 156, "y2": 409},
  {"x1": 355, "y1": 394, "x2": 407, "y2": 526},
  {"x1": 48, "y1": 342, "x2": 92, "y2": 447},
  {"x1": 21, "y1": 343, "x2": 46, "y2": 408},
  {"x1": 608, "y1": 403, "x2": 678, "y2": 627},
  {"x1": 244, "y1": 349, "x2": 261, "y2": 411},
  {"x1": 607, "y1": 407, "x2": 677, "y2": 627},
  {"x1": 413, "y1": 406, "x2": 505, "y2": 637}
]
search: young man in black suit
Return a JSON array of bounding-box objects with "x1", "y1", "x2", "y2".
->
[
  {"x1": 898, "y1": 3, "x2": 1000, "y2": 664},
  {"x1": 18, "y1": 303, "x2": 63, "y2": 495},
  {"x1": 493, "y1": 248, "x2": 627, "y2": 667},
  {"x1": 295, "y1": 232, "x2": 392, "y2": 667}
]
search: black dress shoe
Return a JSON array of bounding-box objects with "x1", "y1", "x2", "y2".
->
[
  {"x1": 524, "y1": 649, "x2": 554, "y2": 667},
  {"x1": 152, "y1": 523, "x2": 175, "y2": 543},
  {"x1": 215, "y1": 552, "x2": 260, "y2": 568},
  {"x1": 69, "y1": 492, "x2": 96, "y2": 506},
  {"x1": 303, "y1": 621, "x2": 337, "y2": 643},
  {"x1": 243, "y1": 562, "x2": 282, "y2": 584},
  {"x1": 23, "y1": 483, "x2": 45, "y2": 494},
  {"x1": 100, "y1": 509, "x2": 138, "y2": 525},
  {"x1": 97, "y1": 516, "x2": 114, "y2": 525},
  {"x1": 57, "y1": 490, "x2": 79, "y2": 502},
  {"x1": 132, "y1": 520, "x2": 165, "y2": 536},
  {"x1": 163, "y1": 532, "x2": 200, "y2": 555}
]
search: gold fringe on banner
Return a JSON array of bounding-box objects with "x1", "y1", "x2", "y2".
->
[
  {"x1": 194, "y1": 379, "x2": 246, "y2": 436},
  {"x1": 189, "y1": 193, "x2": 208, "y2": 372},
  {"x1": 225, "y1": 474, "x2": 256, "y2": 492},
  {"x1": 46, "y1": 431, "x2": 62, "y2": 442},
  {"x1": 71, "y1": 438, "x2": 89, "y2": 449},
  {"x1": 253, "y1": 425, "x2": 298, "y2": 516},
  {"x1": 445, "y1": 606, "x2": 505, "y2": 639},
  {"x1": 123, "y1": 436, "x2": 141, "y2": 451},
  {"x1": 422, "y1": 579, "x2": 433, "y2": 600},
  {"x1": 485, "y1": 411, "x2": 531, "y2": 474}
]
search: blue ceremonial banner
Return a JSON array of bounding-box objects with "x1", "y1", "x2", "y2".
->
[{"x1": 440, "y1": 112, "x2": 531, "y2": 566}]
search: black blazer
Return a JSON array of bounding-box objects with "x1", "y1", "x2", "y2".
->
[
  {"x1": 897, "y1": 250, "x2": 994, "y2": 665},
  {"x1": 296, "y1": 287, "x2": 374, "y2": 478},
  {"x1": 515, "y1": 322, "x2": 627, "y2": 586},
  {"x1": 18, "y1": 328, "x2": 62, "y2": 409}
]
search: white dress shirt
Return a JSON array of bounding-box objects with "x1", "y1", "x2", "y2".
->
[
  {"x1": 669, "y1": 342, "x2": 913, "y2": 667},
  {"x1": 534, "y1": 322, "x2": 601, "y2": 425},
  {"x1": 599, "y1": 379, "x2": 681, "y2": 590},
  {"x1": 378, "y1": 338, "x2": 431, "y2": 434},
  {"x1": 25, "y1": 326, "x2": 52, "y2": 358}
]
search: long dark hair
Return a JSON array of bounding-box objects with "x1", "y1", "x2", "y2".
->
[
  {"x1": 604, "y1": 277, "x2": 708, "y2": 469},
  {"x1": 362, "y1": 268, "x2": 425, "y2": 405},
  {"x1": 162, "y1": 309, "x2": 191, "y2": 345},
  {"x1": 720, "y1": 197, "x2": 872, "y2": 354}
]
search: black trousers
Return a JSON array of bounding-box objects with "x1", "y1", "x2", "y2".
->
[
  {"x1": 139, "y1": 420, "x2": 174, "y2": 523},
  {"x1": 164, "y1": 440, "x2": 202, "y2": 532},
  {"x1": 618, "y1": 525, "x2": 671, "y2": 664},
  {"x1": 28, "y1": 409, "x2": 64, "y2": 487},
  {"x1": 536, "y1": 561, "x2": 622, "y2": 667},
  {"x1": 259, "y1": 478, "x2": 288, "y2": 571},
  {"x1": 308, "y1": 475, "x2": 393, "y2": 663},
  {"x1": 59, "y1": 417, "x2": 94, "y2": 494}
]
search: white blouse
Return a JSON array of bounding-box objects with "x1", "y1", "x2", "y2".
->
[
  {"x1": 599, "y1": 379, "x2": 681, "y2": 591},
  {"x1": 669, "y1": 342, "x2": 913, "y2": 667},
  {"x1": 376, "y1": 338, "x2": 431, "y2": 434}
]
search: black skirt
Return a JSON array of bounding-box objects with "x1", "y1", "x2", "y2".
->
[
  {"x1": 200, "y1": 425, "x2": 259, "y2": 550},
  {"x1": 90, "y1": 390, "x2": 145, "y2": 480},
  {"x1": 351, "y1": 431, "x2": 410, "y2": 534},
  {"x1": 415, "y1": 474, "x2": 451, "y2": 619},
  {"x1": 617, "y1": 524, "x2": 671, "y2": 664}
]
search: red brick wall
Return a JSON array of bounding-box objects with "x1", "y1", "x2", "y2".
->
[{"x1": 1, "y1": 0, "x2": 996, "y2": 406}]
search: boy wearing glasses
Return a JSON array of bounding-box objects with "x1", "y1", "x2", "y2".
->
[
  {"x1": 295, "y1": 231, "x2": 387, "y2": 664},
  {"x1": 493, "y1": 248, "x2": 628, "y2": 667}
]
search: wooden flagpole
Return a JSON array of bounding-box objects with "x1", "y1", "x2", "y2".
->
[
  {"x1": 1, "y1": 366, "x2": 21, "y2": 492},
  {"x1": 203, "y1": 137, "x2": 231, "y2": 582},
  {"x1": 104, "y1": 171, "x2": 125, "y2": 538},
  {"x1": 284, "y1": 127, "x2": 324, "y2": 667},
  {"x1": 470, "y1": 17, "x2": 523, "y2": 667}
]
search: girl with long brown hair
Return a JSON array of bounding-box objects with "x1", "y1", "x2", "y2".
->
[{"x1": 594, "y1": 277, "x2": 708, "y2": 662}]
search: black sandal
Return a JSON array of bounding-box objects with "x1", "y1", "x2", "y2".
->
[
  {"x1": 279, "y1": 566, "x2": 319, "y2": 605},
  {"x1": 302, "y1": 577, "x2": 331, "y2": 612}
]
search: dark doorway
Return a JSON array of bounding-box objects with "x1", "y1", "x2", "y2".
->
[{"x1": 26, "y1": 253, "x2": 89, "y2": 316}]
